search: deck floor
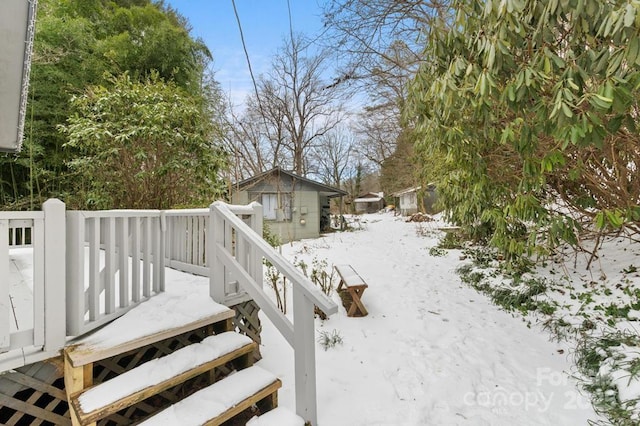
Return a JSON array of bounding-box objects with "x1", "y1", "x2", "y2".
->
[
  {"x1": 7, "y1": 247, "x2": 231, "y2": 349},
  {"x1": 8, "y1": 248, "x2": 34, "y2": 333}
]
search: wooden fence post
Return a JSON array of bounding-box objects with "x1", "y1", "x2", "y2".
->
[
  {"x1": 65, "y1": 211, "x2": 84, "y2": 336},
  {"x1": 293, "y1": 286, "x2": 318, "y2": 425},
  {"x1": 0, "y1": 218, "x2": 9, "y2": 349},
  {"x1": 209, "y1": 204, "x2": 225, "y2": 303},
  {"x1": 250, "y1": 203, "x2": 263, "y2": 287},
  {"x1": 42, "y1": 198, "x2": 66, "y2": 350}
]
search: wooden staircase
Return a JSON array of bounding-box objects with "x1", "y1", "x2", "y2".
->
[{"x1": 63, "y1": 308, "x2": 282, "y2": 425}]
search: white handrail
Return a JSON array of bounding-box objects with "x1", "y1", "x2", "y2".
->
[
  {"x1": 210, "y1": 201, "x2": 337, "y2": 425},
  {"x1": 213, "y1": 202, "x2": 337, "y2": 314}
]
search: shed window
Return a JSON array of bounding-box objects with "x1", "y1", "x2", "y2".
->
[{"x1": 262, "y1": 193, "x2": 292, "y2": 221}]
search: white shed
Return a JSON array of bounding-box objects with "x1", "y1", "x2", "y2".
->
[
  {"x1": 392, "y1": 185, "x2": 439, "y2": 216},
  {"x1": 393, "y1": 187, "x2": 420, "y2": 216}
]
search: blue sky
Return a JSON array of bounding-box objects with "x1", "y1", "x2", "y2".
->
[{"x1": 164, "y1": 1, "x2": 327, "y2": 107}]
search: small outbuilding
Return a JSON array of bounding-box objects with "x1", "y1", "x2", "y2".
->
[
  {"x1": 392, "y1": 185, "x2": 439, "y2": 216},
  {"x1": 232, "y1": 167, "x2": 347, "y2": 242},
  {"x1": 353, "y1": 192, "x2": 385, "y2": 214}
]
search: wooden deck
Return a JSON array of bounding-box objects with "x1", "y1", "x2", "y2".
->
[{"x1": 1, "y1": 200, "x2": 338, "y2": 426}]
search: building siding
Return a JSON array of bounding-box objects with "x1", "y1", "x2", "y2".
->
[{"x1": 233, "y1": 190, "x2": 320, "y2": 242}]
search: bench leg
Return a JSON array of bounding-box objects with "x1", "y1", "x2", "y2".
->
[{"x1": 347, "y1": 288, "x2": 368, "y2": 317}]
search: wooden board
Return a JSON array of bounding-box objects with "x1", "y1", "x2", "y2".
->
[{"x1": 334, "y1": 264, "x2": 368, "y2": 288}]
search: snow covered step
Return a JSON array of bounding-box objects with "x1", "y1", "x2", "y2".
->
[
  {"x1": 66, "y1": 307, "x2": 235, "y2": 368},
  {"x1": 247, "y1": 407, "x2": 305, "y2": 426},
  {"x1": 69, "y1": 332, "x2": 256, "y2": 425},
  {"x1": 139, "y1": 365, "x2": 282, "y2": 426}
]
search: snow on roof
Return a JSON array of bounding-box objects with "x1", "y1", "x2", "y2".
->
[
  {"x1": 353, "y1": 197, "x2": 383, "y2": 203},
  {"x1": 391, "y1": 186, "x2": 421, "y2": 196}
]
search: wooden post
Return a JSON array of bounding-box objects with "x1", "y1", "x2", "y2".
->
[
  {"x1": 165, "y1": 214, "x2": 173, "y2": 267},
  {"x1": 32, "y1": 216, "x2": 45, "y2": 346},
  {"x1": 143, "y1": 217, "x2": 151, "y2": 297},
  {"x1": 66, "y1": 212, "x2": 85, "y2": 336},
  {"x1": 42, "y1": 198, "x2": 66, "y2": 351},
  {"x1": 152, "y1": 217, "x2": 161, "y2": 293},
  {"x1": 117, "y1": 217, "x2": 129, "y2": 308},
  {"x1": 209, "y1": 204, "x2": 226, "y2": 303},
  {"x1": 250, "y1": 203, "x2": 263, "y2": 288},
  {"x1": 293, "y1": 286, "x2": 317, "y2": 425},
  {"x1": 160, "y1": 211, "x2": 166, "y2": 292},
  {"x1": 64, "y1": 354, "x2": 94, "y2": 426},
  {"x1": 88, "y1": 217, "x2": 100, "y2": 322},
  {"x1": 131, "y1": 216, "x2": 141, "y2": 302},
  {"x1": 0, "y1": 219, "x2": 9, "y2": 350},
  {"x1": 104, "y1": 217, "x2": 116, "y2": 314}
]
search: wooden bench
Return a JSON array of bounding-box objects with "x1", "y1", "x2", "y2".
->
[{"x1": 334, "y1": 264, "x2": 368, "y2": 317}]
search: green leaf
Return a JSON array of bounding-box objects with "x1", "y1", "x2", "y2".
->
[
  {"x1": 561, "y1": 102, "x2": 573, "y2": 118},
  {"x1": 624, "y1": 3, "x2": 636, "y2": 27},
  {"x1": 605, "y1": 210, "x2": 624, "y2": 228},
  {"x1": 595, "y1": 212, "x2": 605, "y2": 229}
]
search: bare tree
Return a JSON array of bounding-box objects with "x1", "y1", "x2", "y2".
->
[
  {"x1": 322, "y1": 0, "x2": 451, "y2": 87},
  {"x1": 259, "y1": 33, "x2": 343, "y2": 175},
  {"x1": 322, "y1": 1, "x2": 451, "y2": 177},
  {"x1": 311, "y1": 126, "x2": 356, "y2": 188},
  {"x1": 228, "y1": 33, "x2": 343, "y2": 178},
  {"x1": 225, "y1": 103, "x2": 267, "y2": 182}
]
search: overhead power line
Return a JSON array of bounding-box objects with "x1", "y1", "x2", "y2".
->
[{"x1": 230, "y1": 0, "x2": 263, "y2": 112}]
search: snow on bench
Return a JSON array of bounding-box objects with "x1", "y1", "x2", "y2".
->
[
  {"x1": 334, "y1": 264, "x2": 369, "y2": 317},
  {"x1": 139, "y1": 365, "x2": 281, "y2": 425}
]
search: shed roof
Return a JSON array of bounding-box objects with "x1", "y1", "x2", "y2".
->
[
  {"x1": 354, "y1": 197, "x2": 383, "y2": 203},
  {"x1": 234, "y1": 167, "x2": 348, "y2": 198},
  {"x1": 391, "y1": 184, "x2": 435, "y2": 197},
  {"x1": 391, "y1": 186, "x2": 421, "y2": 197}
]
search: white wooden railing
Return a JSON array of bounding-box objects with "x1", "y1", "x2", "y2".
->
[
  {"x1": 164, "y1": 204, "x2": 263, "y2": 305},
  {"x1": 0, "y1": 199, "x2": 65, "y2": 367},
  {"x1": 8, "y1": 218, "x2": 33, "y2": 247},
  {"x1": 210, "y1": 201, "x2": 338, "y2": 425},
  {"x1": 164, "y1": 209, "x2": 209, "y2": 276},
  {"x1": 66, "y1": 209, "x2": 166, "y2": 336},
  {"x1": 4, "y1": 202, "x2": 266, "y2": 346}
]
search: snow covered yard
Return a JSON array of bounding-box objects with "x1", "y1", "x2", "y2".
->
[{"x1": 256, "y1": 213, "x2": 599, "y2": 425}]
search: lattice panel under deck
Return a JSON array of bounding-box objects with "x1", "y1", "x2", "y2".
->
[
  {"x1": 232, "y1": 299, "x2": 263, "y2": 363},
  {"x1": 0, "y1": 358, "x2": 71, "y2": 425}
]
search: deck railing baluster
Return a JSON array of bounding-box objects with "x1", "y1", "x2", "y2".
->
[
  {"x1": 117, "y1": 217, "x2": 129, "y2": 308},
  {"x1": 131, "y1": 216, "x2": 141, "y2": 302}
]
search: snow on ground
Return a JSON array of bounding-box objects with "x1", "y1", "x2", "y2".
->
[{"x1": 257, "y1": 213, "x2": 599, "y2": 425}]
